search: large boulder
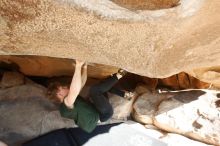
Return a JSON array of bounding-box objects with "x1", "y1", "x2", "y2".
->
[
  {"x1": 154, "y1": 90, "x2": 220, "y2": 145},
  {"x1": 0, "y1": 83, "x2": 75, "y2": 145},
  {"x1": 0, "y1": 0, "x2": 219, "y2": 79},
  {"x1": 133, "y1": 88, "x2": 220, "y2": 145},
  {"x1": 132, "y1": 89, "x2": 166, "y2": 124}
]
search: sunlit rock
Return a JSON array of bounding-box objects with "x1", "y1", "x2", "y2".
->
[
  {"x1": 133, "y1": 87, "x2": 220, "y2": 145},
  {"x1": 0, "y1": 0, "x2": 219, "y2": 79},
  {"x1": 155, "y1": 90, "x2": 220, "y2": 145},
  {"x1": 132, "y1": 86, "x2": 167, "y2": 124}
]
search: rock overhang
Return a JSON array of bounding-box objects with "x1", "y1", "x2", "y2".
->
[{"x1": 0, "y1": 0, "x2": 219, "y2": 81}]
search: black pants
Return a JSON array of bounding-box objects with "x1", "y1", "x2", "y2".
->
[
  {"x1": 23, "y1": 123, "x2": 122, "y2": 146},
  {"x1": 89, "y1": 74, "x2": 125, "y2": 122}
]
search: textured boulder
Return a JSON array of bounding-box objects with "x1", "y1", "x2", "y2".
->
[
  {"x1": 132, "y1": 89, "x2": 166, "y2": 124},
  {"x1": 133, "y1": 88, "x2": 220, "y2": 145},
  {"x1": 0, "y1": 83, "x2": 75, "y2": 145},
  {"x1": 154, "y1": 90, "x2": 220, "y2": 145},
  {"x1": 188, "y1": 67, "x2": 220, "y2": 88},
  {"x1": 0, "y1": 0, "x2": 219, "y2": 79}
]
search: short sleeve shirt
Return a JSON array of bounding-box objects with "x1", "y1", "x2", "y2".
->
[{"x1": 59, "y1": 96, "x2": 99, "y2": 133}]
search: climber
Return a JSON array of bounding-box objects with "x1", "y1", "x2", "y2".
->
[{"x1": 47, "y1": 60, "x2": 134, "y2": 133}]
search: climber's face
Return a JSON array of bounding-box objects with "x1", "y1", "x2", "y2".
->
[{"x1": 56, "y1": 86, "x2": 69, "y2": 102}]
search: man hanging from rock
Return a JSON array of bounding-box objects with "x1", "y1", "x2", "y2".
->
[{"x1": 47, "y1": 60, "x2": 135, "y2": 133}]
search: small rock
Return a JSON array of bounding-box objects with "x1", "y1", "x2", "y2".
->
[
  {"x1": 0, "y1": 72, "x2": 24, "y2": 88},
  {"x1": 109, "y1": 91, "x2": 136, "y2": 120}
]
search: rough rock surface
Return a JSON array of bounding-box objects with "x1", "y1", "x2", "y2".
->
[
  {"x1": 111, "y1": 0, "x2": 180, "y2": 10},
  {"x1": 157, "y1": 72, "x2": 211, "y2": 89},
  {"x1": 0, "y1": 55, "x2": 215, "y2": 90},
  {"x1": 0, "y1": 0, "x2": 219, "y2": 79},
  {"x1": 155, "y1": 90, "x2": 220, "y2": 145},
  {"x1": 108, "y1": 92, "x2": 136, "y2": 120},
  {"x1": 0, "y1": 84, "x2": 75, "y2": 145},
  {"x1": 133, "y1": 87, "x2": 220, "y2": 145},
  {"x1": 142, "y1": 72, "x2": 212, "y2": 90},
  {"x1": 0, "y1": 55, "x2": 118, "y2": 78},
  {"x1": 188, "y1": 67, "x2": 220, "y2": 88},
  {"x1": 133, "y1": 88, "x2": 167, "y2": 124},
  {"x1": 0, "y1": 71, "x2": 24, "y2": 88}
]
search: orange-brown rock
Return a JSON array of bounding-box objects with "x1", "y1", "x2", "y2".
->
[
  {"x1": 141, "y1": 72, "x2": 212, "y2": 90},
  {"x1": 111, "y1": 0, "x2": 180, "y2": 10},
  {"x1": 187, "y1": 67, "x2": 220, "y2": 89},
  {"x1": 0, "y1": 55, "x2": 118, "y2": 78},
  {"x1": 0, "y1": 71, "x2": 24, "y2": 88},
  {"x1": 0, "y1": 55, "x2": 215, "y2": 89},
  {"x1": 158, "y1": 72, "x2": 211, "y2": 90}
]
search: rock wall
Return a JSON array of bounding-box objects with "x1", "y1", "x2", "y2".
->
[{"x1": 0, "y1": 0, "x2": 219, "y2": 79}]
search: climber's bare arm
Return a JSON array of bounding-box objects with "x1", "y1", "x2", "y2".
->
[
  {"x1": 81, "y1": 63, "x2": 87, "y2": 89},
  {"x1": 64, "y1": 60, "x2": 84, "y2": 108}
]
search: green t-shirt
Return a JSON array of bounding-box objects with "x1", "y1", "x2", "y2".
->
[{"x1": 59, "y1": 97, "x2": 99, "y2": 133}]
